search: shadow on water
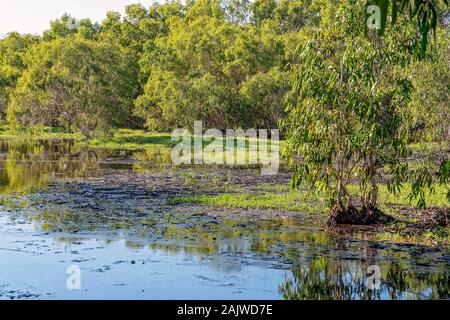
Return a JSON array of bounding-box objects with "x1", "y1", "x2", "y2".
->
[{"x1": 0, "y1": 138, "x2": 448, "y2": 300}]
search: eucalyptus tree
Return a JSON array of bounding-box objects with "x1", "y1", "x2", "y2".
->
[
  {"x1": 282, "y1": 0, "x2": 449, "y2": 224},
  {"x1": 408, "y1": 29, "x2": 450, "y2": 143}
]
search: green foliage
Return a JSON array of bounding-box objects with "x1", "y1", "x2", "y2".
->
[
  {"x1": 407, "y1": 29, "x2": 450, "y2": 142},
  {"x1": 1, "y1": 0, "x2": 445, "y2": 136},
  {"x1": 0, "y1": 32, "x2": 40, "y2": 118},
  {"x1": 168, "y1": 183, "x2": 449, "y2": 211},
  {"x1": 132, "y1": 0, "x2": 341, "y2": 131},
  {"x1": 282, "y1": 0, "x2": 449, "y2": 211},
  {"x1": 240, "y1": 68, "x2": 289, "y2": 129},
  {"x1": 7, "y1": 37, "x2": 136, "y2": 138}
]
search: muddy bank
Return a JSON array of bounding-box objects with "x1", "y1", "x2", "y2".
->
[{"x1": 1, "y1": 207, "x2": 448, "y2": 299}]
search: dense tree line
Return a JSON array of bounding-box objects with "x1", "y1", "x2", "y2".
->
[{"x1": 0, "y1": 0, "x2": 447, "y2": 136}]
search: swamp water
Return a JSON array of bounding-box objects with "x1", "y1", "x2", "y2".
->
[{"x1": 0, "y1": 139, "x2": 448, "y2": 300}]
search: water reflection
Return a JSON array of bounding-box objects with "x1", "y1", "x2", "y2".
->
[
  {"x1": 280, "y1": 258, "x2": 449, "y2": 300},
  {"x1": 0, "y1": 139, "x2": 98, "y2": 193},
  {"x1": 0, "y1": 138, "x2": 448, "y2": 300},
  {"x1": 16, "y1": 194, "x2": 449, "y2": 300}
]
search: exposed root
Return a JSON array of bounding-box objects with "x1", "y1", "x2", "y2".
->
[{"x1": 326, "y1": 205, "x2": 394, "y2": 227}]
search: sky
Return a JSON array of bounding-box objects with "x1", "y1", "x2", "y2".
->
[{"x1": 0, "y1": 0, "x2": 163, "y2": 36}]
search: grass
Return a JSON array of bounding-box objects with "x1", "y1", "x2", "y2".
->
[
  {"x1": 408, "y1": 141, "x2": 447, "y2": 154},
  {"x1": 347, "y1": 184, "x2": 450, "y2": 209},
  {"x1": 0, "y1": 125, "x2": 81, "y2": 140},
  {"x1": 88, "y1": 129, "x2": 176, "y2": 150},
  {"x1": 167, "y1": 183, "x2": 449, "y2": 246},
  {"x1": 168, "y1": 190, "x2": 327, "y2": 213},
  {"x1": 0, "y1": 126, "x2": 175, "y2": 150}
]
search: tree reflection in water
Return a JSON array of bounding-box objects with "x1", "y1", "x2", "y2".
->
[{"x1": 280, "y1": 258, "x2": 450, "y2": 300}]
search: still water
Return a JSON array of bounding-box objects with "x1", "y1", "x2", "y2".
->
[{"x1": 0, "y1": 139, "x2": 448, "y2": 300}]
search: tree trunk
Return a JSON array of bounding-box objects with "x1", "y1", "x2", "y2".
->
[
  {"x1": 369, "y1": 175, "x2": 378, "y2": 209},
  {"x1": 367, "y1": 154, "x2": 378, "y2": 209}
]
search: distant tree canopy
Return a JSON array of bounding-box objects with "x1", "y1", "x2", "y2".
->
[
  {"x1": 0, "y1": 0, "x2": 447, "y2": 137},
  {"x1": 7, "y1": 38, "x2": 136, "y2": 138},
  {"x1": 0, "y1": 32, "x2": 39, "y2": 115}
]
